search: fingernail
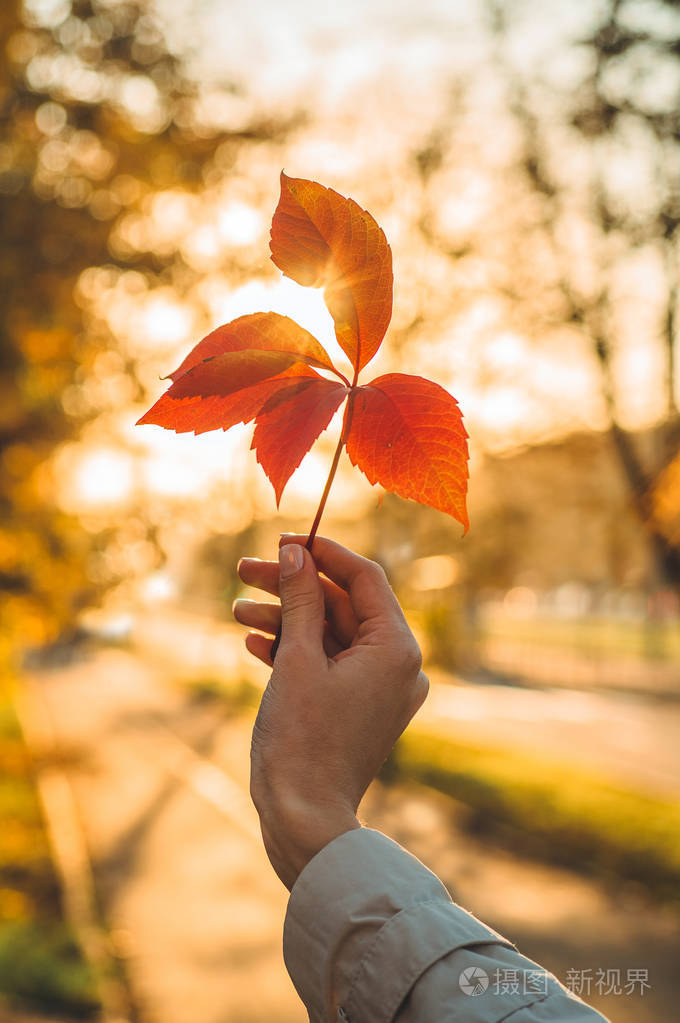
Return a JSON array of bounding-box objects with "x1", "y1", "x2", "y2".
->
[
  {"x1": 238, "y1": 557, "x2": 259, "y2": 572},
  {"x1": 279, "y1": 544, "x2": 303, "y2": 578}
]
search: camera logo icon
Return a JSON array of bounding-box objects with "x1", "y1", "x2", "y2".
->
[{"x1": 459, "y1": 966, "x2": 489, "y2": 996}]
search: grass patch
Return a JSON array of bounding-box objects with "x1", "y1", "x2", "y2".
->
[
  {"x1": 385, "y1": 727, "x2": 680, "y2": 906},
  {"x1": 0, "y1": 921, "x2": 99, "y2": 1018},
  {"x1": 0, "y1": 688, "x2": 99, "y2": 1017},
  {"x1": 479, "y1": 615, "x2": 680, "y2": 663}
]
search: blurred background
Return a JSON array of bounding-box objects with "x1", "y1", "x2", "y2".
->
[{"x1": 1, "y1": 0, "x2": 679, "y2": 1020}]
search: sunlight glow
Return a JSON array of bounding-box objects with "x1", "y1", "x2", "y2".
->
[
  {"x1": 217, "y1": 201, "x2": 262, "y2": 246},
  {"x1": 411, "y1": 555, "x2": 460, "y2": 591},
  {"x1": 198, "y1": 276, "x2": 347, "y2": 375},
  {"x1": 56, "y1": 445, "x2": 136, "y2": 511},
  {"x1": 139, "y1": 291, "x2": 195, "y2": 350}
]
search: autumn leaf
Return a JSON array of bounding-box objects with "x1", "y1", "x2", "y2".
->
[
  {"x1": 167, "y1": 311, "x2": 340, "y2": 381},
  {"x1": 137, "y1": 310, "x2": 344, "y2": 437},
  {"x1": 138, "y1": 173, "x2": 469, "y2": 539},
  {"x1": 137, "y1": 362, "x2": 326, "y2": 435},
  {"x1": 270, "y1": 172, "x2": 393, "y2": 375},
  {"x1": 252, "y1": 377, "x2": 348, "y2": 505},
  {"x1": 345, "y1": 374, "x2": 469, "y2": 532}
]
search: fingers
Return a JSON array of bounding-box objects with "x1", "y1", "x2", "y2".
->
[
  {"x1": 238, "y1": 555, "x2": 359, "y2": 647},
  {"x1": 245, "y1": 631, "x2": 274, "y2": 666},
  {"x1": 233, "y1": 599, "x2": 280, "y2": 635},
  {"x1": 276, "y1": 545, "x2": 326, "y2": 658},
  {"x1": 280, "y1": 534, "x2": 404, "y2": 626},
  {"x1": 237, "y1": 557, "x2": 279, "y2": 596},
  {"x1": 234, "y1": 596, "x2": 346, "y2": 659}
]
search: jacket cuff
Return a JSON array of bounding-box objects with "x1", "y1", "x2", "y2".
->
[{"x1": 283, "y1": 827, "x2": 515, "y2": 1023}]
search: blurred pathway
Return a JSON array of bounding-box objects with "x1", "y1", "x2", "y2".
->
[
  {"x1": 24, "y1": 635, "x2": 680, "y2": 1023},
  {"x1": 132, "y1": 607, "x2": 680, "y2": 798},
  {"x1": 480, "y1": 636, "x2": 679, "y2": 697},
  {"x1": 27, "y1": 646, "x2": 304, "y2": 1023}
]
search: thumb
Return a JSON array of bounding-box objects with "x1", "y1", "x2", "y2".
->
[{"x1": 278, "y1": 544, "x2": 325, "y2": 654}]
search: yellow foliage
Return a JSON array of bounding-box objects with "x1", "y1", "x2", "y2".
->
[
  {"x1": 1, "y1": 596, "x2": 54, "y2": 645},
  {"x1": 653, "y1": 454, "x2": 680, "y2": 545},
  {"x1": 0, "y1": 887, "x2": 34, "y2": 923},
  {"x1": 0, "y1": 531, "x2": 19, "y2": 573},
  {"x1": 18, "y1": 327, "x2": 71, "y2": 362},
  {"x1": 0, "y1": 381, "x2": 26, "y2": 431},
  {"x1": 2, "y1": 443, "x2": 41, "y2": 478}
]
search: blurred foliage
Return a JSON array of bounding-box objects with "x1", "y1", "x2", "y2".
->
[
  {"x1": 187, "y1": 521, "x2": 264, "y2": 614},
  {"x1": 182, "y1": 673, "x2": 263, "y2": 714},
  {"x1": 386, "y1": 726, "x2": 680, "y2": 907},
  {"x1": 417, "y1": 602, "x2": 466, "y2": 671},
  {"x1": 488, "y1": 0, "x2": 680, "y2": 589},
  {"x1": 0, "y1": 700, "x2": 54, "y2": 905},
  {"x1": 0, "y1": 692, "x2": 99, "y2": 1015},
  {"x1": 0, "y1": 0, "x2": 295, "y2": 656},
  {"x1": 385, "y1": 0, "x2": 680, "y2": 592},
  {"x1": 0, "y1": 919, "x2": 99, "y2": 1018},
  {"x1": 653, "y1": 450, "x2": 680, "y2": 549}
]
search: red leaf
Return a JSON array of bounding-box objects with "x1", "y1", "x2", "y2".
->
[
  {"x1": 166, "y1": 348, "x2": 303, "y2": 400},
  {"x1": 137, "y1": 176, "x2": 472, "y2": 534},
  {"x1": 252, "y1": 378, "x2": 348, "y2": 505},
  {"x1": 137, "y1": 363, "x2": 323, "y2": 435},
  {"x1": 345, "y1": 373, "x2": 469, "y2": 531},
  {"x1": 270, "y1": 173, "x2": 393, "y2": 374},
  {"x1": 167, "y1": 312, "x2": 339, "y2": 382}
]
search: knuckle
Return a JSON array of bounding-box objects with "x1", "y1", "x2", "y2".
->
[
  {"x1": 369, "y1": 560, "x2": 388, "y2": 584},
  {"x1": 359, "y1": 555, "x2": 388, "y2": 585},
  {"x1": 249, "y1": 772, "x2": 264, "y2": 811},
  {"x1": 399, "y1": 634, "x2": 423, "y2": 675},
  {"x1": 412, "y1": 671, "x2": 429, "y2": 712}
]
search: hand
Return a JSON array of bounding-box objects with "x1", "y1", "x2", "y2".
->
[{"x1": 234, "y1": 535, "x2": 429, "y2": 890}]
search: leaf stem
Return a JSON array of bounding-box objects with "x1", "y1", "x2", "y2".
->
[
  {"x1": 330, "y1": 366, "x2": 352, "y2": 387},
  {"x1": 271, "y1": 385, "x2": 358, "y2": 658},
  {"x1": 305, "y1": 389, "x2": 356, "y2": 550}
]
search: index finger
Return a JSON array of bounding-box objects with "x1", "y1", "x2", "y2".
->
[{"x1": 279, "y1": 534, "x2": 405, "y2": 626}]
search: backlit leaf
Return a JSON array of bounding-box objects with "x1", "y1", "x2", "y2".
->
[
  {"x1": 138, "y1": 175, "x2": 470, "y2": 535},
  {"x1": 137, "y1": 363, "x2": 323, "y2": 435},
  {"x1": 270, "y1": 173, "x2": 393, "y2": 374},
  {"x1": 345, "y1": 373, "x2": 469, "y2": 531},
  {"x1": 252, "y1": 378, "x2": 348, "y2": 505},
  {"x1": 166, "y1": 348, "x2": 302, "y2": 400},
  {"x1": 167, "y1": 312, "x2": 338, "y2": 382}
]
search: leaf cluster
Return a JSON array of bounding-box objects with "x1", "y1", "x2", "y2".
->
[{"x1": 139, "y1": 173, "x2": 470, "y2": 533}]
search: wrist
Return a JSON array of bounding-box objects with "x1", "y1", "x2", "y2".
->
[{"x1": 257, "y1": 793, "x2": 360, "y2": 890}]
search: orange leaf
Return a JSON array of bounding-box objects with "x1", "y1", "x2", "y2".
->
[
  {"x1": 166, "y1": 348, "x2": 303, "y2": 400},
  {"x1": 252, "y1": 378, "x2": 348, "y2": 505},
  {"x1": 137, "y1": 363, "x2": 323, "y2": 435},
  {"x1": 270, "y1": 173, "x2": 393, "y2": 374},
  {"x1": 167, "y1": 312, "x2": 339, "y2": 382},
  {"x1": 345, "y1": 373, "x2": 469, "y2": 531}
]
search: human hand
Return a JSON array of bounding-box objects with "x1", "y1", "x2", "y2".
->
[{"x1": 234, "y1": 535, "x2": 429, "y2": 890}]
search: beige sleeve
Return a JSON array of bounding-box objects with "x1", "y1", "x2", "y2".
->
[{"x1": 283, "y1": 827, "x2": 610, "y2": 1023}]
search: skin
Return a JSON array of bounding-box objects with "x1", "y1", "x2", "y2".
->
[{"x1": 234, "y1": 534, "x2": 429, "y2": 891}]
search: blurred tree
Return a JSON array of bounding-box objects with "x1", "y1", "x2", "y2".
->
[
  {"x1": 0, "y1": 0, "x2": 294, "y2": 653},
  {"x1": 392, "y1": 0, "x2": 680, "y2": 597},
  {"x1": 487, "y1": 0, "x2": 680, "y2": 590}
]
